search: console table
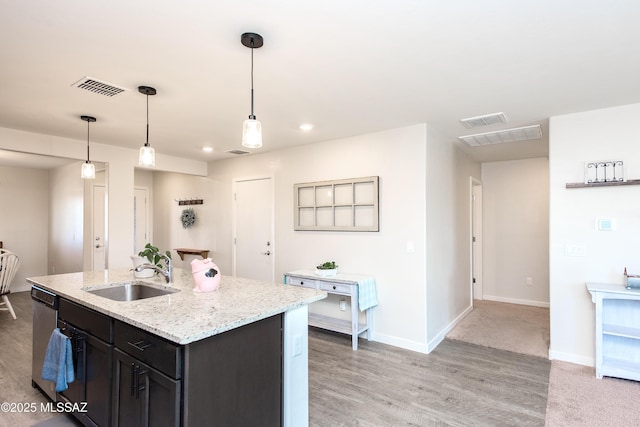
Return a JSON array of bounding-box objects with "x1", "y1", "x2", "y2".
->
[
  {"x1": 587, "y1": 282, "x2": 640, "y2": 381},
  {"x1": 284, "y1": 270, "x2": 377, "y2": 350}
]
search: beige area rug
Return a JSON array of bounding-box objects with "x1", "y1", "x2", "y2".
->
[
  {"x1": 446, "y1": 299, "x2": 550, "y2": 359},
  {"x1": 545, "y1": 360, "x2": 640, "y2": 426}
]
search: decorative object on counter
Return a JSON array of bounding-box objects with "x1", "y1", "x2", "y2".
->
[
  {"x1": 175, "y1": 198, "x2": 203, "y2": 206},
  {"x1": 137, "y1": 243, "x2": 172, "y2": 270},
  {"x1": 623, "y1": 267, "x2": 640, "y2": 289},
  {"x1": 584, "y1": 160, "x2": 625, "y2": 184},
  {"x1": 130, "y1": 255, "x2": 154, "y2": 278},
  {"x1": 191, "y1": 258, "x2": 221, "y2": 292},
  {"x1": 294, "y1": 176, "x2": 379, "y2": 231},
  {"x1": 241, "y1": 32, "x2": 264, "y2": 149},
  {"x1": 315, "y1": 261, "x2": 338, "y2": 277},
  {"x1": 138, "y1": 85, "x2": 157, "y2": 167},
  {"x1": 80, "y1": 115, "x2": 96, "y2": 179},
  {"x1": 180, "y1": 207, "x2": 197, "y2": 228}
]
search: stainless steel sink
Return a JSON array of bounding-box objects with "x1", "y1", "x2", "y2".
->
[{"x1": 84, "y1": 281, "x2": 180, "y2": 301}]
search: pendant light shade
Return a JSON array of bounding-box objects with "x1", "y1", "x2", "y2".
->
[
  {"x1": 80, "y1": 115, "x2": 96, "y2": 179},
  {"x1": 138, "y1": 85, "x2": 157, "y2": 167},
  {"x1": 241, "y1": 32, "x2": 263, "y2": 148}
]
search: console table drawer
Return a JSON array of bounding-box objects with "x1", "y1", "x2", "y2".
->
[
  {"x1": 287, "y1": 277, "x2": 316, "y2": 289},
  {"x1": 318, "y1": 281, "x2": 351, "y2": 295}
]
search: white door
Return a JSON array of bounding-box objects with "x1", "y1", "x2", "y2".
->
[
  {"x1": 133, "y1": 188, "x2": 148, "y2": 254},
  {"x1": 92, "y1": 185, "x2": 106, "y2": 271},
  {"x1": 233, "y1": 177, "x2": 274, "y2": 282},
  {"x1": 471, "y1": 179, "x2": 483, "y2": 301}
]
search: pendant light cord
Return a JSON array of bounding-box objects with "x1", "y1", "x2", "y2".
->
[
  {"x1": 250, "y1": 40, "x2": 255, "y2": 119},
  {"x1": 145, "y1": 93, "x2": 150, "y2": 147},
  {"x1": 86, "y1": 119, "x2": 91, "y2": 162}
]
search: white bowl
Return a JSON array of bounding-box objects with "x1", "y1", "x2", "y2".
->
[{"x1": 315, "y1": 268, "x2": 337, "y2": 277}]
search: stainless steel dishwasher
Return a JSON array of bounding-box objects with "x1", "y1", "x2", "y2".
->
[{"x1": 31, "y1": 285, "x2": 58, "y2": 401}]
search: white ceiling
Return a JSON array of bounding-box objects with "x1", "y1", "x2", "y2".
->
[{"x1": 1, "y1": 0, "x2": 639, "y2": 166}]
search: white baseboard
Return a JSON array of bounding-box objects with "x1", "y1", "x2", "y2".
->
[
  {"x1": 483, "y1": 294, "x2": 550, "y2": 308},
  {"x1": 549, "y1": 349, "x2": 593, "y2": 367},
  {"x1": 427, "y1": 304, "x2": 474, "y2": 352},
  {"x1": 371, "y1": 332, "x2": 429, "y2": 354}
]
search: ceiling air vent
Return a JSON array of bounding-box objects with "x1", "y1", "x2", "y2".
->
[
  {"x1": 460, "y1": 112, "x2": 508, "y2": 129},
  {"x1": 226, "y1": 149, "x2": 250, "y2": 155},
  {"x1": 459, "y1": 125, "x2": 542, "y2": 147},
  {"x1": 72, "y1": 76, "x2": 128, "y2": 97}
]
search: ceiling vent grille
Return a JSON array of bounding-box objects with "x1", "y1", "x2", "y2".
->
[
  {"x1": 460, "y1": 112, "x2": 508, "y2": 129},
  {"x1": 459, "y1": 125, "x2": 542, "y2": 147},
  {"x1": 72, "y1": 76, "x2": 128, "y2": 97},
  {"x1": 226, "y1": 149, "x2": 250, "y2": 155}
]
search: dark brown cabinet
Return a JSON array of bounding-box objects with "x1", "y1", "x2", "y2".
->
[
  {"x1": 58, "y1": 298, "x2": 113, "y2": 427},
  {"x1": 49, "y1": 298, "x2": 283, "y2": 427},
  {"x1": 112, "y1": 348, "x2": 180, "y2": 427}
]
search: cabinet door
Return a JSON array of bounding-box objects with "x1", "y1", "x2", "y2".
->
[
  {"x1": 113, "y1": 348, "x2": 180, "y2": 427},
  {"x1": 59, "y1": 329, "x2": 112, "y2": 427}
]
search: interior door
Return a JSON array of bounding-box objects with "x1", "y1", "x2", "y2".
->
[
  {"x1": 133, "y1": 188, "x2": 148, "y2": 254},
  {"x1": 233, "y1": 177, "x2": 274, "y2": 282},
  {"x1": 92, "y1": 184, "x2": 106, "y2": 271},
  {"x1": 472, "y1": 180, "x2": 483, "y2": 301}
]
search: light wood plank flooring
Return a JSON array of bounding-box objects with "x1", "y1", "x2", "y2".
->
[{"x1": 1, "y1": 292, "x2": 549, "y2": 426}]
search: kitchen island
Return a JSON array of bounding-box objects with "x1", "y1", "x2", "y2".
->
[{"x1": 28, "y1": 268, "x2": 326, "y2": 427}]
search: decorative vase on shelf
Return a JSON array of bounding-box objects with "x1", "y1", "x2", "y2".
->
[{"x1": 131, "y1": 255, "x2": 154, "y2": 278}]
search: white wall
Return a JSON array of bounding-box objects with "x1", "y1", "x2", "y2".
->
[
  {"x1": 0, "y1": 126, "x2": 207, "y2": 277},
  {"x1": 151, "y1": 171, "x2": 216, "y2": 270},
  {"x1": 482, "y1": 158, "x2": 549, "y2": 306},
  {"x1": 425, "y1": 127, "x2": 481, "y2": 350},
  {"x1": 207, "y1": 125, "x2": 430, "y2": 352},
  {"x1": 49, "y1": 162, "x2": 84, "y2": 274},
  {"x1": 0, "y1": 166, "x2": 48, "y2": 292},
  {"x1": 549, "y1": 103, "x2": 640, "y2": 365}
]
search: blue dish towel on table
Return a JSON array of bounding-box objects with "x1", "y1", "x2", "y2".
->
[
  {"x1": 41, "y1": 328, "x2": 74, "y2": 392},
  {"x1": 358, "y1": 277, "x2": 378, "y2": 311}
]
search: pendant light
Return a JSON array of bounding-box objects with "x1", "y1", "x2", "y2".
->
[
  {"x1": 241, "y1": 32, "x2": 264, "y2": 149},
  {"x1": 138, "y1": 85, "x2": 157, "y2": 166},
  {"x1": 80, "y1": 115, "x2": 96, "y2": 179}
]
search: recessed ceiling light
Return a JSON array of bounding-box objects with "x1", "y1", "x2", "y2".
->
[
  {"x1": 299, "y1": 123, "x2": 314, "y2": 131},
  {"x1": 202, "y1": 146, "x2": 214, "y2": 153}
]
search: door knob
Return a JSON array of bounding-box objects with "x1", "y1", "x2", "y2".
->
[{"x1": 263, "y1": 250, "x2": 271, "y2": 256}]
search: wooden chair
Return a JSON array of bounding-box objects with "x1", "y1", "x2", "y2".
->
[{"x1": 0, "y1": 249, "x2": 20, "y2": 320}]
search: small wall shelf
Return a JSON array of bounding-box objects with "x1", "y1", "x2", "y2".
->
[
  {"x1": 175, "y1": 248, "x2": 209, "y2": 260},
  {"x1": 566, "y1": 179, "x2": 640, "y2": 189}
]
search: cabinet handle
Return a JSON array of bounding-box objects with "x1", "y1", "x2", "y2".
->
[
  {"x1": 130, "y1": 363, "x2": 136, "y2": 397},
  {"x1": 128, "y1": 340, "x2": 151, "y2": 352},
  {"x1": 333, "y1": 285, "x2": 337, "y2": 290},
  {"x1": 300, "y1": 281, "x2": 304, "y2": 285},
  {"x1": 136, "y1": 368, "x2": 148, "y2": 399}
]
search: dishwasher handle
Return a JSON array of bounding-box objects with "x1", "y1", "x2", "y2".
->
[{"x1": 31, "y1": 286, "x2": 59, "y2": 310}]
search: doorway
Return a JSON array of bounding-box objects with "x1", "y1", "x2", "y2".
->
[
  {"x1": 133, "y1": 187, "x2": 149, "y2": 255},
  {"x1": 471, "y1": 177, "x2": 483, "y2": 302},
  {"x1": 232, "y1": 176, "x2": 274, "y2": 282},
  {"x1": 92, "y1": 184, "x2": 106, "y2": 271}
]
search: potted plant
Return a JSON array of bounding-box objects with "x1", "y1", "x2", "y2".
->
[
  {"x1": 131, "y1": 243, "x2": 172, "y2": 278},
  {"x1": 315, "y1": 261, "x2": 338, "y2": 277}
]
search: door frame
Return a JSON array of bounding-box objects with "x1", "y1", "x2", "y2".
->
[
  {"x1": 470, "y1": 177, "x2": 483, "y2": 302},
  {"x1": 133, "y1": 187, "x2": 150, "y2": 254},
  {"x1": 231, "y1": 174, "x2": 275, "y2": 282}
]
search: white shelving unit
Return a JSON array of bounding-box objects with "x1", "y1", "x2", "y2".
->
[{"x1": 587, "y1": 282, "x2": 640, "y2": 381}]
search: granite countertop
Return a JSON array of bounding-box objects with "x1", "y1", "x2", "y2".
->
[{"x1": 27, "y1": 268, "x2": 326, "y2": 345}]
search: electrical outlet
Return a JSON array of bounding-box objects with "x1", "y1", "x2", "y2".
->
[
  {"x1": 339, "y1": 299, "x2": 347, "y2": 311},
  {"x1": 526, "y1": 277, "x2": 533, "y2": 286},
  {"x1": 293, "y1": 335, "x2": 302, "y2": 357}
]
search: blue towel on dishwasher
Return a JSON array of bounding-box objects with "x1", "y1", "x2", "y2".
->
[{"x1": 41, "y1": 328, "x2": 74, "y2": 392}]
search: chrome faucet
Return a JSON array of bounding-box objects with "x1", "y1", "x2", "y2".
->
[{"x1": 135, "y1": 254, "x2": 173, "y2": 283}]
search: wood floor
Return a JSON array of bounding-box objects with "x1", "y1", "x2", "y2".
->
[{"x1": 1, "y1": 292, "x2": 550, "y2": 426}]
